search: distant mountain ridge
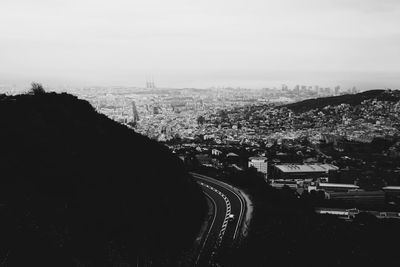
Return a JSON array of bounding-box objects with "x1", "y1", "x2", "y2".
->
[
  {"x1": 0, "y1": 91, "x2": 206, "y2": 266},
  {"x1": 282, "y1": 89, "x2": 400, "y2": 113}
]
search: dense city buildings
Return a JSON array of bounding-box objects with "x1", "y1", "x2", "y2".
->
[
  {"x1": 32, "y1": 83, "x2": 359, "y2": 143},
  {"x1": 2, "y1": 85, "x2": 399, "y2": 213}
]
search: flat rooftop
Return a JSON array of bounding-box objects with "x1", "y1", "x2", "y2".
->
[
  {"x1": 382, "y1": 186, "x2": 400, "y2": 191},
  {"x1": 249, "y1": 156, "x2": 268, "y2": 161},
  {"x1": 275, "y1": 164, "x2": 339, "y2": 173},
  {"x1": 318, "y1": 183, "x2": 359, "y2": 189}
]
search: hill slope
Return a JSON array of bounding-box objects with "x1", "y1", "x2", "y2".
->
[
  {"x1": 282, "y1": 89, "x2": 400, "y2": 113},
  {"x1": 0, "y1": 92, "x2": 207, "y2": 266}
]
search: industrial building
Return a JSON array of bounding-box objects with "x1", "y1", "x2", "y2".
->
[
  {"x1": 270, "y1": 179, "x2": 298, "y2": 190},
  {"x1": 326, "y1": 190, "x2": 385, "y2": 206},
  {"x1": 382, "y1": 186, "x2": 400, "y2": 195},
  {"x1": 272, "y1": 163, "x2": 339, "y2": 180},
  {"x1": 313, "y1": 182, "x2": 359, "y2": 192},
  {"x1": 382, "y1": 186, "x2": 400, "y2": 204}
]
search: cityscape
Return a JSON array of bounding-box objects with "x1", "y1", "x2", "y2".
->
[
  {"x1": 2, "y1": 81, "x2": 400, "y2": 265},
  {"x1": 2, "y1": 0, "x2": 400, "y2": 266},
  {"x1": 48, "y1": 83, "x2": 361, "y2": 142}
]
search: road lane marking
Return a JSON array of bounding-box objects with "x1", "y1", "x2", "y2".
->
[
  {"x1": 197, "y1": 181, "x2": 232, "y2": 251},
  {"x1": 192, "y1": 173, "x2": 245, "y2": 240}
]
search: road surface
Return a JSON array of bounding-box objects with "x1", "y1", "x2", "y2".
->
[{"x1": 191, "y1": 173, "x2": 245, "y2": 266}]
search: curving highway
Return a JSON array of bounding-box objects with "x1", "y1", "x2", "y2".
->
[{"x1": 191, "y1": 173, "x2": 245, "y2": 266}]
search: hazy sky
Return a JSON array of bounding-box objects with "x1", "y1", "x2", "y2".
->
[{"x1": 1, "y1": 0, "x2": 399, "y2": 89}]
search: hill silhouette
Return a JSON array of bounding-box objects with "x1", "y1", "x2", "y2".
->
[
  {"x1": 283, "y1": 89, "x2": 400, "y2": 113},
  {"x1": 0, "y1": 91, "x2": 207, "y2": 266}
]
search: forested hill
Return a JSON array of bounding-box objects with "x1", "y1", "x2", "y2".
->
[
  {"x1": 0, "y1": 91, "x2": 207, "y2": 266},
  {"x1": 282, "y1": 89, "x2": 400, "y2": 113}
]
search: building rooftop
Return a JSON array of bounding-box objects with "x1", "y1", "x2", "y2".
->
[
  {"x1": 318, "y1": 183, "x2": 359, "y2": 189},
  {"x1": 275, "y1": 164, "x2": 339, "y2": 173},
  {"x1": 249, "y1": 156, "x2": 268, "y2": 161},
  {"x1": 382, "y1": 186, "x2": 400, "y2": 191}
]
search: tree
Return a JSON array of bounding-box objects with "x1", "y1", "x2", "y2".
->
[
  {"x1": 354, "y1": 212, "x2": 377, "y2": 225},
  {"x1": 197, "y1": 115, "x2": 205, "y2": 125},
  {"x1": 29, "y1": 82, "x2": 45, "y2": 95}
]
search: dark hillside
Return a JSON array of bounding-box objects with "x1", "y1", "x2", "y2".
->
[
  {"x1": 0, "y1": 92, "x2": 207, "y2": 266},
  {"x1": 283, "y1": 89, "x2": 400, "y2": 113}
]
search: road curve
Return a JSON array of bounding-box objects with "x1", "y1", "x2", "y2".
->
[{"x1": 192, "y1": 172, "x2": 245, "y2": 265}]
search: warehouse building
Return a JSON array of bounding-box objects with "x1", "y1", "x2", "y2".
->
[{"x1": 272, "y1": 163, "x2": 339, "y2": 181}]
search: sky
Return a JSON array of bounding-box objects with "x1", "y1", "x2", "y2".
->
[{"x1": 0, "y1": 0, "x2": 399, "y2": 89}]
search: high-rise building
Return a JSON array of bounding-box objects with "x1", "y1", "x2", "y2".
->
[
  {"x1": 325, "y1": 87, "x2": 331, "y2": 95},
  {"x1": 334, "y1": 86, "x2": 340, "y2": 95},
  {"x1": 146, "y1": 76, "x2": 156, "y2": 89},
  {"x1": 132, "y1": 101, "x2": 139, "y2": 123},
  {"x1": 319, "y1": 87, "x2": 326, "y2": 96},
  {"x1": 293, "y1": 85, "x2": 300, "y2": 95}
]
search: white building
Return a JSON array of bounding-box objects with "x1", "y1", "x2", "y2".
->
[
  {"x1": 248, "y1": 156, "x2": 268, "y2": 177},
  {"x1": 211, "y1": 149, "x2": 222, "y2": 156}
]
